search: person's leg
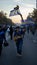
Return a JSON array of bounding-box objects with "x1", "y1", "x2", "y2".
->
[
  {"x1": 3, "y1": 33, "x2": 7, "y2": 42},
  {"x1": 10, "y1": 33, "x2": 12, "y2": 40},
  {"x1": 12, "y1": 32, "x2": 13, "y2": 39},
  {"x1": 16, "y1": 40, "x2": 23, "y2": 56},
  {"x1": 0, "y1": 45, "x2": 2, "y2": 56},
  {"x1": 16, "y1": 41, "x2": 19, "y2": 54},
  {"x1": 11, "y1": 34, "x2": 12, "y2": 40},
  {"x1": 19, "y1": 40, "x2": 23, "y2": 55}
]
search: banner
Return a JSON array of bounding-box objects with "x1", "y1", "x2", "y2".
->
[{"x1": 9, "y1": 7, "x2": 20, "y2": 16}]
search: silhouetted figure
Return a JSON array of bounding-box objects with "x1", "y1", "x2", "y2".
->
[
  {"x1": 30, "y1": 24, "x2": 36, "y2": 35},
  {"x1": 35, "y1": 24, "x2": 37, "y2": 30},
  {"x1": 9, "y1": 25, "x2": 13, "y2": 40},
  {"x1": 27, "y1": 24, "x2": 30, "y2": 34}
]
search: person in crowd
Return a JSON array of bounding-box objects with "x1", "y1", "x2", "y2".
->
[
  {"x1": 2, "y1": 24, "x2": 7, "y2": 41},
  {"x1": 35, "y1": 24, "x2": 37, "y2": 31},
  {"x1": 27, "y1": 24, "x2": 30, "y2": 34},
  {"x1": 13, "y1": 26, "x2": 24, "y2": 56},
  {"x1": 9, "y1": 25, "x2": 13, "y2": 40},
  {"x1": 30, "y1": 24, "x2": 36, "y2": 35},
  {"x1": 0, "y1": 26, "x2": 5, "y2": 56}
]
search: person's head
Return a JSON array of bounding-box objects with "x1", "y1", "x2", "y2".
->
[{"x1": 16, "y1": 26, "x2": 20, "y2": 32}]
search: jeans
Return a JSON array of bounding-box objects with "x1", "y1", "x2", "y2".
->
[{"x1": 16, "y1": 39, "x2": 23, "y2": 54}]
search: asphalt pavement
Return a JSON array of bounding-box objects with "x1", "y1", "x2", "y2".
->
[{"x1": 0, "y1": 31, "x2": 37, "y2": 65}]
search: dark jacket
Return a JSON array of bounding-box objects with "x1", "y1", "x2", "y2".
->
[{"x1": 0, "y1": 30, "x2": 4, "y2": 45}]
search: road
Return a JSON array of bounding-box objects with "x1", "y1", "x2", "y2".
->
[{"x1": 0, "y1": 31, "x2": 37, "y2": 65}]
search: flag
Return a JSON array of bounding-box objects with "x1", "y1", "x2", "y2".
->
[
  {"x1": 9, "y1": 5, "x2": 24, "y2": 23},
  {"x1": 9, "y1": 8, "x2": 20, "y2": 16}
]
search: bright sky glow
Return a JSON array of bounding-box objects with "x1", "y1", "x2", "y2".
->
[{"x1": 0, "y1": 0, "x2": 36, "y2": 23}]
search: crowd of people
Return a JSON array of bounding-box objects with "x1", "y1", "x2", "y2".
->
[{"x1": 0, "y1": 23, "x2": 37, "y2": 56}]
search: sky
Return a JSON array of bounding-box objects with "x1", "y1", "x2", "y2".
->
[{"x1": 0, "y1": 0, "x2": 36, "y2": 23}]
